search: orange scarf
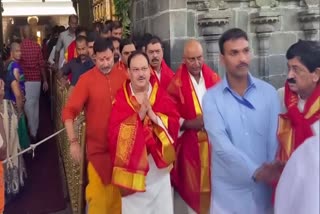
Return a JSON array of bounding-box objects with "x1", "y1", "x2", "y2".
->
[
  {"x1": 108, "y1": 80, "x2": 179, "y2": 192},
  {"x1": 168, "y1": 63, "x2": 220, "y2": 214},
  {"x1": 277, "y1": 82, "x2": 320, "y2": 161}
]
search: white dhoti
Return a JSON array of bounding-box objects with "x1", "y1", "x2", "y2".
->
[
  {"x1": 122, "y1": 155, "x2": 174, "y2": 214},
  {"x1": 24, "y1": 81, "x2": 41, "y2": 138}
]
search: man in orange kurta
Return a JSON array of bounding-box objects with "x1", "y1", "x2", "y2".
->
[
  {"x1": 108, "y1": 51, "x2": 180, "y2": 214},
  {"x1": 62, "y1": 38, "x2": 127, "y2": 214},
  {"x1": 168, "y1": 39, "x2": 220, "y2": 214},
  {"x1": 145, "y1": 36, "x2": 174, "y2": 89}
]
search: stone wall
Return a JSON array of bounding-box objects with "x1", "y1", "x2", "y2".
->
[{"x1": 131, "y1": 0, "x2": 319, "y2": 88}]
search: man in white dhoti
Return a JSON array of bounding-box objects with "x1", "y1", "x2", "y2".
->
[{"x1": 108, "y1": 51, "x2": 180, "y2": 214}]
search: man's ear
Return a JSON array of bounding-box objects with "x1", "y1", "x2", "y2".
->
[
  {"x1": 313, "y1": 67, "x2": 320, "y2": 83},
  {"x1": 183, "y1": 56, "x2": 187, "y2": 65},
  {"x1": 220, "y1": 54, "x2": 225, "y2": 66}
]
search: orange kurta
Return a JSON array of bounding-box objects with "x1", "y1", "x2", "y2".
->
[
  {"x1": 112, "y1": 61, "x2": 129, "y2": 78},
  {"x1": 62, "y1": 66, "x2": 127, "y2": 184},
  {"x1": 168, "y1": 63, "x2": 220, "y2": 214},
  {"x1": 108, "y1": 80, "x2": 180, "y2": 192}
]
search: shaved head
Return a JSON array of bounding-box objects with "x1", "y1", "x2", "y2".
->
[
  {"x1": 10, "y1": 42, "x2": 21, "y2": 60},
  {"x1": 183, "y1": 39, "x2": 203, "y2": 57},
  {"x1": 183, "y1": 39, "x2": 204, "y2": 76},
  {"x1": 10, "y1": 42, "x2": 20, "y2": 52}
]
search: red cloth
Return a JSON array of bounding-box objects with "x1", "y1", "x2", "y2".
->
[
  {"x1": 62, "y1": 66, "x2": 128, "y2": 184},
  {"x1": 66, "y1": 40, "x2": 77, "y2": 62},
  {"x1": 113, "y1": 61, "x2": 129, "y2": 78},
  {"x1": 20, "y1": 39, "x2": 45, "y2": 81},
  {"x1": 278, "y1": 82, "x2": 320, "y2": 159},
  {"x1": 151, "y1": 60, "x2": 174, "y2": 90},
  {"x1": 108, "y1": 80, "x2": 180, "y2": 192},
  {"x1": 168, "y1": 63, "x2": 220, "y2": 213}
]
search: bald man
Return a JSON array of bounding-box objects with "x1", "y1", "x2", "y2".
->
[{"x1": 168, "y1": 39, "x2": 220, "y2": 214}]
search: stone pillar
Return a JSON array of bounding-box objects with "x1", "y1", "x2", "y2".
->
[
  {"x1": 198, "y1": 11, "x2": 230, "y2": 72},
  {"x1": 298, "y1": 7, "x2": 320, "y2": 41},
  {"x1": 251, "y1": 10, "x2": 279, "y2": 81}
]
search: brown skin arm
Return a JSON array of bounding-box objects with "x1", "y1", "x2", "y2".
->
[
  {"x1": 11, "y1": 80, "x2": 24, "y2": 115},
  {"x1": 180, "y1": 115, "x2": 204, "y2": 131}
]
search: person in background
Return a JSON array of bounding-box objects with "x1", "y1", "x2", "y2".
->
[
  {"x1": 59, "y1": 36, "x2": 94, "y2": 95},
  {"x1": 168, "y1": 39, "x2": 220, "y2": 214},
  {"x1": 145, "y1": 36, "x2": 174, "y2": 90},
  {"x1": 112, "y1": 38, "x2": 136, "y2": 76},
  {"x1": 65, "y1": 26, "x2": 87, "y2": 63},
  {"x1": 20, "y1": 25, "x2": 48, "y2": 143},
  {"x1": 110, "y1": 21, "x2": 123, "y2": 39},
  {"x1": 110, "y1": 37, "x2": 121, "y2": 63},
  {"x1": 54, "y1": 15, "x2": 78, "y2": 69},
  {"x1": 87, "y1": 31, "x2": 99, "y2": 62},
  {"x1": 100, "y1": 24, "x2": 112, "y2": 39}
]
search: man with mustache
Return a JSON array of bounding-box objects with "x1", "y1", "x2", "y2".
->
[
  {"x1": 59, "y1": 36, "x2": 94, "y2": 93},
  {"x1": 62, "y1": 38, "x2": 127, "y2": 214},
  {"x1": 108, "y1": 51, "x2": 179, "y2": 214},
  {"x1": 275, "y1": 40, "x2": 320, "y2": 214},
  {"x1": 202, "y1": 28, "x2": 282, "y2": 214},
  {"x1": 167, "y1": 39, "x2": 220, "y2": 214},
  {"x1": 112, "y1": 38, "x2": 136, "y2": 77},
  {"x1": 145, "y1": 36, "x2": 174, "y2": 89}
]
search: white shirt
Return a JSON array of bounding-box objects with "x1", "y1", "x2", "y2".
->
[
  {"x1": 275, "y1": 135, "x2": 319, "y2": 214},
  {"x1": 179, "y1": 71, "x2": 206, "y2": 137}
]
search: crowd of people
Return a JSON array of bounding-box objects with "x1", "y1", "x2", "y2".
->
[{"x1": 0, "y1": 14, "x2": 318, "y2": 214}]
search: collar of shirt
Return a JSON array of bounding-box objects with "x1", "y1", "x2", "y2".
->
[
  {"x1": 67, "y1": 30, "x2": 75, "y2": 37},
  {"x1": 130, "y1": 82, "x2": 152, "y2": 98},
  {"x1": 75, "y1": 56, "x2": 92, "y2": 64},
  {"x1": 188, "y1": 70, "x2": 204, "y2": 85},
  {"x1": 222, "y1": 72, "x2": 257, "y2": 109}
]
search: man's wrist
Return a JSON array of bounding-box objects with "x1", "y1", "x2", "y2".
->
[{"x1": 69, "y1": 137, "x2": 78, "y2": 145}]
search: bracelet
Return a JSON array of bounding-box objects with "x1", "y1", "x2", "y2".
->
[{"x1": 70, "y1": 138, "x2": 78, "y2": 145}]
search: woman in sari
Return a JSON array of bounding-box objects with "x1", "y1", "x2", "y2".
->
[{"x1": 3, "y1": 42, "x2": 27, "y2": 201}]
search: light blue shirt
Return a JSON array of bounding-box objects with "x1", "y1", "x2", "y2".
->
[{"x1": 202, "y1": 74, "x2": 280, "y2": 214}]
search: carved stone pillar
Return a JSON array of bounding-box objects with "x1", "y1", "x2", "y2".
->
[
  {"x1": 298, "y1": 6, "x2": 320, "y2": 41},
  {"x1": 251, "y1": 10, "x2": 279, "y2": 80},
  {"x1": 198, "y1": 10, "x2": 231, "y2": 72}
]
